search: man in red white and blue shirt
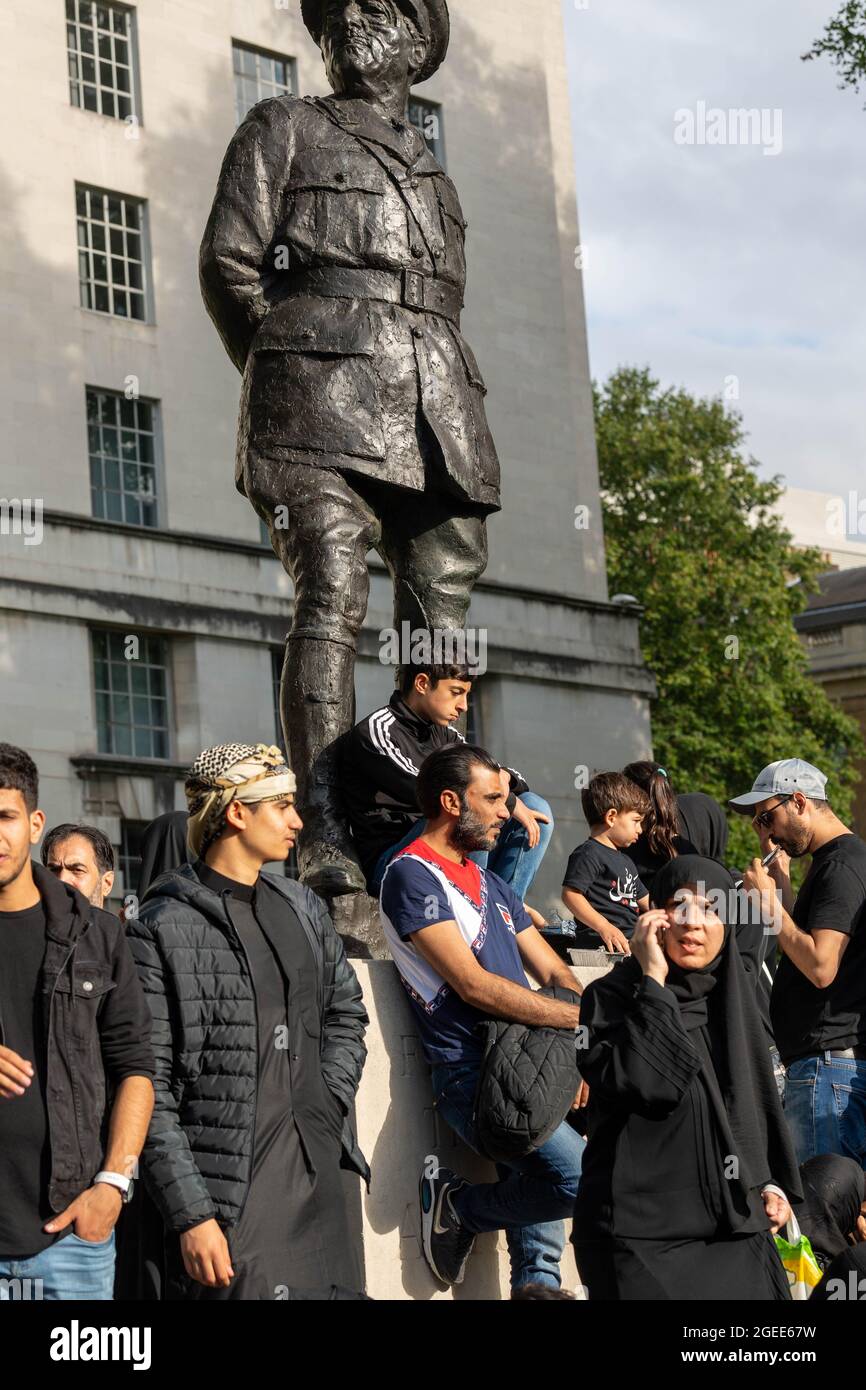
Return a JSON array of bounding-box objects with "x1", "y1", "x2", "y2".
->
[{"x1": 380, "y1": 743, "x2": 586, "y2": 1293}]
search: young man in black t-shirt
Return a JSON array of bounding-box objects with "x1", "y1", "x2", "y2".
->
[
  {"x1": 736, "y1": 758, "x2": 866, "y2": 1167},
  {"x1": 562, "y1": 772, "x2": 651, "y2": 954},
  {"x1": 0, "y1": 744, "x2": 154, "y2": 1300}
]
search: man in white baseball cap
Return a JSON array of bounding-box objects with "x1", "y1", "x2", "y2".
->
[{"x1": 733, "y1": 759, "x2": 866, "y2": 1169}]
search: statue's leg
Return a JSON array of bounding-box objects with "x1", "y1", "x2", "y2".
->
[
  {"x1": 377, "y1": 489, "x2": 490, "y2": 637},
  {"x1": 259, "y1": 462, "x2": 379, "y2": 895}
]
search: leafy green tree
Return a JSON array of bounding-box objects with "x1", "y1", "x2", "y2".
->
[
  {"x1": 803, "y1": 1, "x2": 866, "y2": 104},
  {"x1": 595, "y1": 366, "x2": 863, "y2": 871}
]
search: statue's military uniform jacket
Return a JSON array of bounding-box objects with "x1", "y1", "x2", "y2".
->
[{"x1": 200, "y1": 94, "x2": 500, "y2": 513}]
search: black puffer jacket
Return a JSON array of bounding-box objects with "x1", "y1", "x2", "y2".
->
[
  {"x1": 127, "y1": 865, "x2": 369, "y2": 1234},
  {"x1": 474, "y1": 985, "x2": 582, "y2": 1163}
]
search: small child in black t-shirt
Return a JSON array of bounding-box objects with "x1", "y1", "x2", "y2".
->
[{"x1": 562, "y1": 772, "x2": 652, "y2": 954}]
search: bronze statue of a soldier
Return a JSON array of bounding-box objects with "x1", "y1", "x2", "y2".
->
[{"x1": 200, "y1": 0, "x2": 500, "y2": 895}]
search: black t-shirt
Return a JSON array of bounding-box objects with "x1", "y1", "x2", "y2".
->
[
  {"x1": 0, "y1": 902, "x2": 56, "y2": 1258},
  {"x1": 563, "y1": 839, "x2": 647, "y2": 937},
  {"x1": 771, "y1": 833, "x2": 866, "y2": 1065}
]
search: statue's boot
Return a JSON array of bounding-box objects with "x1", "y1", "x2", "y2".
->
[
  {"x1": 298, "y1": 760, "x2": 367, "y2": 898},
  {"x1": 281, "y1": 637, "x2": 367, "y2": 898}
]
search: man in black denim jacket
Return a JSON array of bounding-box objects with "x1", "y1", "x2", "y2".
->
[{"x1": 0, "y1": 744, "x2": 154, "y2": 1301}]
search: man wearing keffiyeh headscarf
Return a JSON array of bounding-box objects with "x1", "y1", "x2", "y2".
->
[
  {"x1": 126, "y1": 741, "x2": 370, "y2": 1300},
  {"x1": 185, "y1": 742, "x2": 298, "y2": 860}
]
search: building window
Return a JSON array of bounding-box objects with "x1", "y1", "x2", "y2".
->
[
  {"x1": 76, "y1": 184, "x2": 149, "y2": 321},
  {"x1": 805, "y1": 627, "x2": 844, "y2": 649},
  {"x1": 465, "y1": 693, "x2": 482, "y2": 748},
  {"x1": 271, "y1": 649, "x2": 285, "y2": 751},
  {"x1": 270, "y1": 648, "x2": 298, "y2": 879},
  {"x1": 119, "y1": 818, "x2": 148, "y2": 896},
  {"x1": 87, "y1": 388, "x2": 159, "y2": 526},
  {"x1": 409, "y1": 96, "x2": 445, "y2": 165},
  {"x1": 66, "y1": 1, "x2": 138, "y2": 121},
  {"x1": 93, "y1": 630, "x2": 171, "y2": 759},
  {"x1": 232, "y1": 41, "x2": 296, "y2": 125}
]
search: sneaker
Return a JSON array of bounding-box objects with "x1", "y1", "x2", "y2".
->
[{"x1": 419, "y1": 1165, "x2": 476, "y2": 1286}]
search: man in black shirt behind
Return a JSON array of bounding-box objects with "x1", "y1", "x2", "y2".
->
[
  {"x1": 128, "y1": 742, "x2": 369, "y2": 1300},
  {"x1": 0, "y1": 744, "x2": 154, "y2": 1300},
  {"x1": 736, "y1": 759, "x2": 866, "y2": 1168}
]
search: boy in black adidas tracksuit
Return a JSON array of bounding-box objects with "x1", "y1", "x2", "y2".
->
[{"x1": 338, "y1": 665, "x2": 552, "y2": 898}]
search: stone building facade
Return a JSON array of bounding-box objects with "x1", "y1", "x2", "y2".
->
[{"x1": 0, "y1": 0, "x2": 653, "y2": 914}]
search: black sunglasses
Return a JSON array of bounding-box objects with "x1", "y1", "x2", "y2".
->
[{"x1": 752, "y1": 795, "x2": 793, "y2": 831}]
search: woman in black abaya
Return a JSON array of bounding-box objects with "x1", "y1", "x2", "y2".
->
[{"x1": 573, "y1": 855, "x2": 802, "y2": 1301}]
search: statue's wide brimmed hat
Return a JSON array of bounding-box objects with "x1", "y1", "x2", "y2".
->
[{"x1": 301, "y1": 0, "x2": 450, "y2": 84}]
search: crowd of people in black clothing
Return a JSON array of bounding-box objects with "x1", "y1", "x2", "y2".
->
[{"x1": 1, "y1": 660, "x2": 865, "y2": 1302}]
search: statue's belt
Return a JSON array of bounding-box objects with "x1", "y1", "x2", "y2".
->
[{"x1": 284, "y1": 266, "x2": 464, "y2": 325}]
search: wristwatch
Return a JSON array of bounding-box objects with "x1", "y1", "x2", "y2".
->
[{"x1": 94, "y1": 1170, "x2": 135, "y2": 1204}]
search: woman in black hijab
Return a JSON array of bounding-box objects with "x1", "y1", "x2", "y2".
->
[
  {"x1": 573, "y1": 855, "x2": 802, "y2": 1300},
  {"x1": 136, "y1": 811, "x2": 192, "y2": 899},
  {"x1": 115, "y1": 810, "x2": 191, "y2": 1301},
  {"x1": 791, "y1": 1154, "x2": 866, "y2": 1301}
]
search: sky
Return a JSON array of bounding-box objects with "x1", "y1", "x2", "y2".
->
[{"x1": 562, "y1": 0, "x2": 866, "y2": 497}]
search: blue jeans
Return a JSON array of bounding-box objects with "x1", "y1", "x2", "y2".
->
[
  {"x1": 783, "y1": 1053, "x2": 866, "y2": 1168},
  {"x1": 0, "y1": 1231, "x2": 116, "y2": 1300},
  {"x1": 431, "y1": 1062, "x2": 584, "y2": 1291},
  {"x1": 473, "y1": 792, "x2": 554, "y2": 902},
  {"x1": 371, "y1": 792, "x2": 555, "y2": 901}
]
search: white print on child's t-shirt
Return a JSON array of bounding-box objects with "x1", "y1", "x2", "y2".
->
[{"x1": 609, "y1": 866, "x2": 641, "y2": 911}]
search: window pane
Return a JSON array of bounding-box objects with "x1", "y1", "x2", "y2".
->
[
  {"x1": 232, "y1": 44, "x2": 294, "y2": 126},
  {"x1": 113, "y1": 724, "x2": 133, "y2": 755},
  {"x1": 88, "y1": 388, "x2": 160, "y2": 528},
  {"x1": 83, "y1": 84, "x2": 98, "y2": 112},
  {"x1": 94, "y1": 283, "x2": 109, "y2": 312},
  {"x1": 133, "y1": 726, "x2": 152, "y2": 757}
]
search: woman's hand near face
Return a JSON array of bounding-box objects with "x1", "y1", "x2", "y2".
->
[{"x1": 631, "y1": 911, "x2": 669, "y2": 986}]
